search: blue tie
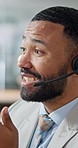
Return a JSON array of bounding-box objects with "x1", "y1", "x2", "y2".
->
[{"x1": 34, "y1": 114, "x2": 54, "y2": 148}]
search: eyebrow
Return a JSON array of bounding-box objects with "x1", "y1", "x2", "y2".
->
[{"x1": 22, "y1": 35, "x2": 47, "y2": 47}]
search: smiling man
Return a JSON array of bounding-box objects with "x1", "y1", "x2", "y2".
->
[
  {"x1": 1, "y1": 6, "x2": 78, "y2": 148},
  {"x1": 19, "y1": 21, "x2": 68, "y2": 105}
]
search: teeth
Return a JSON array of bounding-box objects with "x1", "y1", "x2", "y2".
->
[{"x1": 23, "y1": 76, "x2": 35, "y2": 82}]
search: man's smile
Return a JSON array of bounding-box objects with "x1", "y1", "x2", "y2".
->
[{"x1": 21, "y1": 73, "x2": 39, "y2": 85}]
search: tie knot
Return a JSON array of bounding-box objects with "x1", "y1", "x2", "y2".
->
[{"x1": 38, "y1": 114, "x2": 54, "y2": 132}]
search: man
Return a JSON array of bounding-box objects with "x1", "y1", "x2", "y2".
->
[{"x1": 1, "y1": 6, "x2": 78, "y2": 148}]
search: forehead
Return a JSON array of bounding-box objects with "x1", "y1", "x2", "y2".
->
[{"x1": 23, "y1": 21, "x2": 65, "y2": 41}]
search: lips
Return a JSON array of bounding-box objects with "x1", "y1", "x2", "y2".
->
[{"x1": 21, "y1": 72, "x2": 39, "y2": 85}]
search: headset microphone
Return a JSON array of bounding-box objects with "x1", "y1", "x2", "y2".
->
[
  {"x1": 33, "y1": 56, "x2": 78, "y2": 87},
  {"x1": 33, "y1": 69, "x2": 78, "y2": 87}
]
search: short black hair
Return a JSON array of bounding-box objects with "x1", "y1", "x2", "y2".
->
[{"x1": 31, "y1": 6, "x2": 78, "y2": 44}]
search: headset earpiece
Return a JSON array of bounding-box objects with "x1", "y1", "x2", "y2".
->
[{"x1": 72, "y1": 56, "x2": 78, "y2": 74}]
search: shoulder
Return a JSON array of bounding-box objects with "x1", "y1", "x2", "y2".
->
[{"x1": 9, "y1": 99, "x2": 40, "y2": 128}]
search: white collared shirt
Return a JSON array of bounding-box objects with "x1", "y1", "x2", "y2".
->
[{"x1": 30, "y1": 98, "x2": 78, "y2": 148}]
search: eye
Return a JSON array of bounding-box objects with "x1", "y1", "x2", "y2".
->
[
  {"x1": 35, "y1": 48, "x2": 44, "y2": 55},
  {"x1": 20, "y1": 47, "x2": 26, "y2": 54}
]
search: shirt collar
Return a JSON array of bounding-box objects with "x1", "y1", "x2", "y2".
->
[{"x1": 39, "y1": 98, "x2": 78, "y2": 126}]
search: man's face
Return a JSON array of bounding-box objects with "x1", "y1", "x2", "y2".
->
[{"x1": 18, "y1": 21, "x2": 69, "y2": 102}]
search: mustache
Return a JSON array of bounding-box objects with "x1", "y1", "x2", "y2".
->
[{"x1": 21, "y1": 67, "x2": 41, "y2": 79}]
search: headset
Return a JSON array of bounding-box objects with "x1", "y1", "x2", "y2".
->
[{"x1": 33, "y1": 56, "x2": 78, "y2": 87}]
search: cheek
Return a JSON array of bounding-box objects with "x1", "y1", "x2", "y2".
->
[{"x1": 33, "y1": 58, "x2": 57, "y2": 78}]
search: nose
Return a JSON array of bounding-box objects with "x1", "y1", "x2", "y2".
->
[{"x1": 18, "y1": 54, "x2": 32, "y2": 69}]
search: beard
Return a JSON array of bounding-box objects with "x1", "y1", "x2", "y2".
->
[{"x1": 20, "y1": 65, "x2": 67, "y2": 102}]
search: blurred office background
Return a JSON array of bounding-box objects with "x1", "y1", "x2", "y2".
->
[{"x1": 0, "y1": 0, "x2": 78, "y2": 108}]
